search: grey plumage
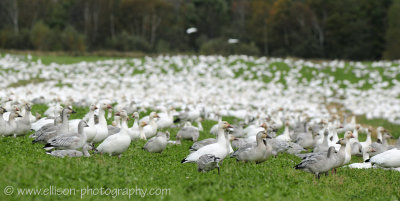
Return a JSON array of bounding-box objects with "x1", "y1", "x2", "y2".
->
[
  {"x1": 197, "y1": 154, "x2": 221, "y2": 174},
  {"x1": 46, "y1": 143, "x2": 92, "y2": 158},
  {"x1": 294, "y1": 146, "x2": 337, "y2": 179},
  {"x1": 30, "y1": 116, "x2": 61, "y2": 138},
  {"x1": 44, "y1": 120, "x2": 88, "y2": 151},
  {"x1": 143, "y1": 132, "x2": 170, "y2": 153},
  {"x1": 176, "y1": 122, "x2": 199, "y2": 144},
  {"x1": 107, "y1": 125, "x2": 121, "y2": 135},
  {"x1": 190, "y1": 138, "x2": 217, "y2": 152}
]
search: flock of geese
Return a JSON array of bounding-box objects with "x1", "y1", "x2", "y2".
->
[{"x1": 1, "y1": 97, "x2": 400, "y2": 178}]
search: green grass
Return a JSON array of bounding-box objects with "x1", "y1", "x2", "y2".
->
[{"x1": 1, "y1": 104, "x2": 400, "y2": 201}]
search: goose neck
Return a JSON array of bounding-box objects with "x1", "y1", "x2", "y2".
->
[{"x1": 98, "y1": 109, "x2": 107, "y2": 126}]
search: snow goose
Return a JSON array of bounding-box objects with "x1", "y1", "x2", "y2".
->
[
  {"x1": 195, "y1": 117, "x2": 204, "y2": 132},
  {"x1": 350, "y1": 125, "x2": 362, "y2": 155},
  {"x1": 91, "y1": 103, "x2": 112, "y2": 143},
  {"x1": 343, "y1": 131, "x2": 355, "y2": 165},
  {"x1": 275, "y1": 121, "x2": 291, "y2": 142},
  {"x1": 143, "y1": 112, "x2": 160, "y2": 139},
  {"x1": 181, "y1": 121, "x2": 232, "y2": 163},
  {"x1": 157, "y1": 106, "x2": 174, "y2": 129},
  {"x1": 3, "y1": 105, "x2": 19, "y2": 121},
  {"x1": 44, "y1": 120, "x2": 88, "y2": 151},
  {"x1": 370, "y1": 132, "x2": 393, "y2": 157},
  {"x1": 3, "y1": 112, "x2": 22, "y2": 136},
  {"x1": 294, "y1": 146, "x2": 337, "y2": 179},
  {"x1": 30, "y1": 116, "x2": 62, "y2": 139},
  {"x1": 231, "y1": 131, "x2": 271, "y2": 163},
  {"x1": 95, "y1": 111, "x2": 131, "y2": 157},
  {"x1": 14, "y1": 103, "x2": 32, "y2": 137},
  {"x1": 128, "y1": 112, "x2": 146, "y2": 140},
  {"x1": 84, "y1": 104, "x2": 98, "y2": 143},
  {"x1": 46, "y1": 143, "x2": 93, "y2": 158},
  {"x1": 313, "y1": 129, "x2": 330, "y2": 153},
  {"x1": 143, "y1": 131, "x2": 170, "y2": 153},
  {"x1": 295, "y1": 127, "x2": 317, "y2": 149},
  {"x1": 176, "y1": 121, "x2": 199, "y2": 145},
  {"x1": 197, "y1": 154, "x2": 221, "y2": 174},
  {"x1": 348, "y1": 146, "x2": 376, "y2": 169},
  {"x1": 31, "y1": 105, "x2": 63, "y2": 131},
  {"x1": 360, "y1": 127, "x2": 372, "y2": 153},
  {"x1": 32, "y1": 107, "x2": 75, "y2": 144},
  {"x1": 370, "y1": 148, "x2": 400, "y2": 168},
  {"x1": 0, "y1": 107, "x2": 7, "y2": 136},
  {"x1": 210, "y1": 113, "x2": 222, "y2": 135}
]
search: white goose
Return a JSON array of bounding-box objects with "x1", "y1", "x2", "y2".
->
[
  {"x1": 14, "y1": 103, "x2": 32, "y2": 137},
  {"x1": 370, "y1": 148, "x2": 400, "y2": 168},
  {"x1": 91, "y1": 103, "x2": 112, "y2": 143},
  {"x1": 143, "y1": 112, "x2": 160, "y2": 139},
  {"x1": 275, "y1": 121, "x2": 291, "y2": 141},
  {"x1": 84, "y1": 104, "x2": 98, "y2": 143},
  {"x1": 128, "y1": 112, "x2": 146, "y2": 140},
  {"x1": 3, "y1": 112, "x2": 22, "y2": 136},
  {"x1": 360, "y1": 127, "x2": 372, "y2": 152},
  {"x1": 0, "y1": 107, "x2": 8, "y2": 136},
  {"x1": 181, "y1": 121, "x2": 232, "y2": 163},
  {"x1": 348, "y1": 146, "x2": 376, "y2": 169},
  {"x1": 95, "y1": 111, "x2": 131, "y2": 157},
  {"x1": 156, "y1": 106, "x2": 174, "y2": 129},
  {"x1": 343, "y1": 131, "x2": 355, "y2": 165}
]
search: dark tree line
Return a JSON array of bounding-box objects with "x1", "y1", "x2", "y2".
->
[{"x1": 0, "y1": 0, "x2": 399, "y2": 60}]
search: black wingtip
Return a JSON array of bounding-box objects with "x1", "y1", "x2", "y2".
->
[
  {"x1": 181, "y1": 158, "x2": 187, "y2": 163},
  {"x1": 43, "y1": 143, "x2": 51, "y2": 148},
  {"x1": 32, "y1": 140, "x2": 37, "y2": 144},
  {"x1": 364, "y1": 159, "x2": 370, "y2": 163}
]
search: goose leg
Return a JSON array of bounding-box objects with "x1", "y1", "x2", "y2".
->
[{"x1": 217, "y1": 167, "x2": 220, "y2": 175}]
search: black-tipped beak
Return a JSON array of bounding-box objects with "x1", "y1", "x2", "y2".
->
[{"x1": 17, "y1": 114, "x2": 23, "y2": 117}]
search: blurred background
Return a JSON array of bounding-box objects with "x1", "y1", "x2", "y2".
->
[{"x1": 0, "y1": 0, "x2": 399, "y2": 60}]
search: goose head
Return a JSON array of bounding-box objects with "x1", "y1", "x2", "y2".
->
[
  {"x1": 383, "y1": 132, "x2": 393, "y2": 139},
  {"x1": 344, "y1": 131, "x2": 354, "y2": 139},
  {"x1": 89, "y1": 104, "x2": 98, "y2": 111},
  {"x1": 0, "y1": 107, "x2": 7, "y2": 114},
  {"x1": 9, "y1": 112, "x2": 22, "y2": 119},
  {"x1": 150, "y1": 112, "x2": 160, "y2": 119},
  {"x1": 78, "y1": 120, "x2": 89, "y2": 128},
  {"x1": 99, "y1": 103, "x2": 112, "y2": 111},
  {"x1": 365, "y1": 146, "x2": 376, "y2": 153},
  {"x1": 256, "y1": 131, "x2": 269, "y2": 139},
  {"x1": 184, "y1": 121, "x2": 192, "y2": 127},
  {"x1": 219, "y1": 121, "x2": 232, "y2": 130},
  {"x1": 118, "y1": 110, "x2": 128, "y2": 120},
  {"x1": 131, "y1": 112, "x2": 139, "y2": 119},
  {"x1": 336, "y1": 138, "x2": 346, "y2": 145},
  {"x1": 140, "y1": 121, "x2": 147, "y2": 127},
  {"x1": 63, "y1": 106, "x2": 76, "y2": 115},
  {"x1": 24, "y1": 102, "x2": 31, "y2": 111}
]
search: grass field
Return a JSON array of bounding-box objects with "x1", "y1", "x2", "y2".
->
[{"x1": 1, "y1": 54, "x2": 400, "y2": 201}]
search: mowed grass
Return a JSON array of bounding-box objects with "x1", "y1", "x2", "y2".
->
[{"x1": 0, "y1": 104, "x2": 400, "y2": 201}]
